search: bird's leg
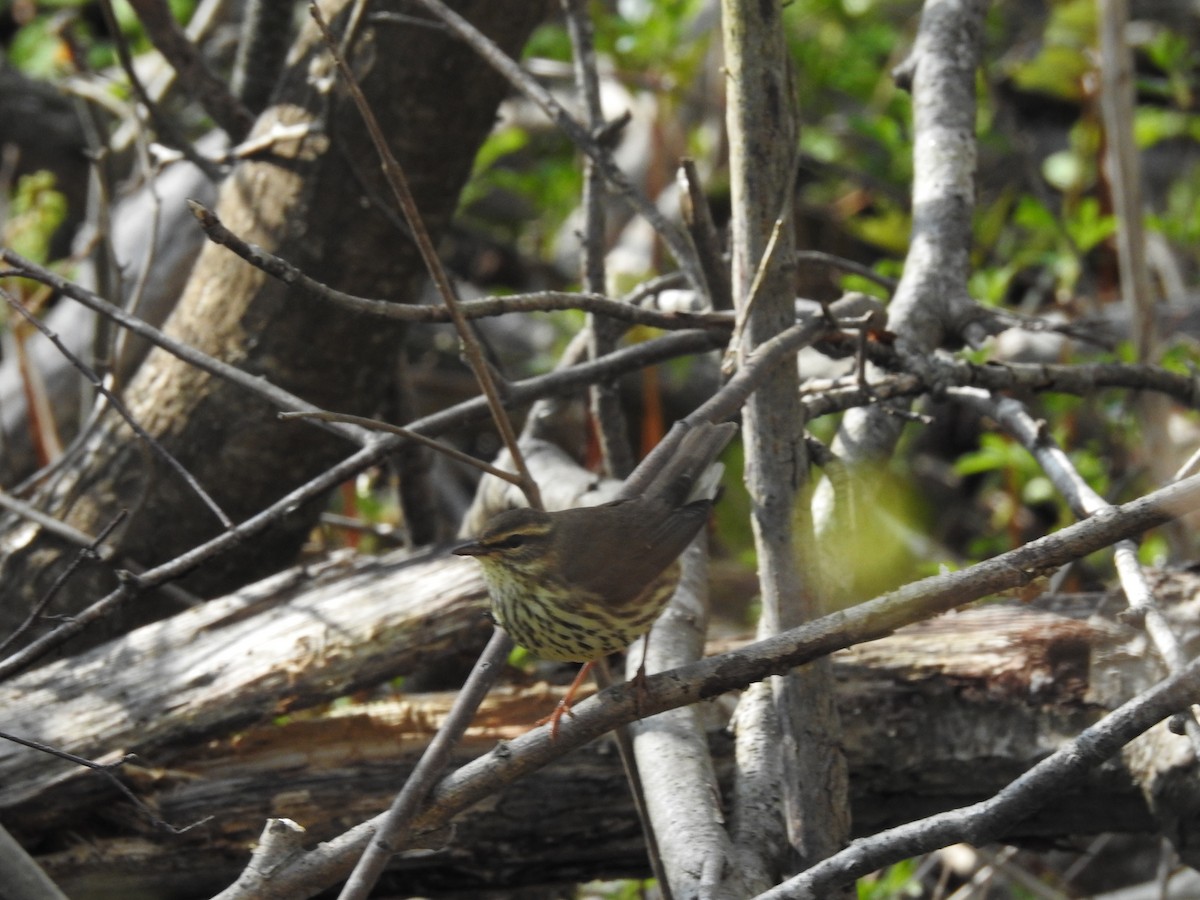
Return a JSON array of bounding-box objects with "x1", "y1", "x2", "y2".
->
[{"x1": 537, "y1": 661, "x2": 594, "y2": 739}]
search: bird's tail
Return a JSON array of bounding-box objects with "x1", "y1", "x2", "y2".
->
[{"x1": 642, "y1": 421, "x2": 738, "y2": 507}]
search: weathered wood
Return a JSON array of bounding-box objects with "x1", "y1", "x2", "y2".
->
[
  {"x1": 0, "y1": 0, "x2": 548, "y2": 649},
  {"x1": 2, "y1": 552, "x2": 1195, "y2": 896}
]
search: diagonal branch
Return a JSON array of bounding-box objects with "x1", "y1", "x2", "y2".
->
[
  {"x1": 411, "y1": 0, "x2": 706, "y2": 294},
  {"x1": 207, "y1": 471, "x2": 1200, "y2": 898}
]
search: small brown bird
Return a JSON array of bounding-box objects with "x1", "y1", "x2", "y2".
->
[{"x1": 455, "y1": 421, "x2": 736, "y2": 736}]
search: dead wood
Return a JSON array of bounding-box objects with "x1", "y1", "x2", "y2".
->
[{"x1": 2, "y1": 550, "x2": 1196, "y2": 897}]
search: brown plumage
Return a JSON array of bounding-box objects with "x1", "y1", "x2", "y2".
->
[{"x1": 455, "y1": 422, "x2": 736, "y2": 665}]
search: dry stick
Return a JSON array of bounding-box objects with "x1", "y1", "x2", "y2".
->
[
  {"x1": 96, "y1": 0, "x2": 224, "y2": 182},
  {"x1": 925, "y1": 353, "x2": 1200, "y2": 409},
  {"x1": 0, "y1": 512, "x2": 126, "y2": 657},
  {"x1": 338, "y1": 627, "x2": 515, "y2": 900},
  {"x1": 1, "y1": 287, "x2": 234, "y2": 529},
  {"x1": 279, "y1": 410, "x2": 521, "y2": 485},
  {"x1": 0, "y1": 823, "x2": 69, "y2": 900},
  {"x1": 411, "y1": 0, "x2": 706, "y2": 294},
  {"x1": 0, "y1": 728, "x2": 209, "y2": 834},
  {"x1": 953, "y1": 387, "x2": 1200, "y2": 758},
  {"x1": 305, "y1": 8, "x2": 543, "y2": 896},
  {"x1": 1, "y1": 249, "x2": 719, "y2": 468},
  {"x1": 335, "y1": 317, "x2": 833, "y2": 898},
  {"x1": 0, "y1": 328, "x2": 724, "y2": 680},
  {"x1": 619, "y1": 293, "x2": 853, "y2": 501},
  {"x1": 218, "y1": 473, "x2": 1200, "y2": 900},
  {"x1": 0, "y1": 489, "x2": 106, "y2": 552},
  {"x1": 308, "y1": 1, "x2": 540, "y2": 513},
  {"x1": 125, "y1": 0, "x2": 254, "y2": 139},
  {"x1": 8, "y1": 243, "x2": 1195, "y2": 447},
  {"x1": 1097, "y1": 0, "x2": 1155, "y2": 361},
  {"x1": 0, "y1": 251, "x2": 369, "y2": 447},
  {"x1": 563, "y1": 0, "x2": 634, "y2": 481},
  {"x1": 720, "y1": 157, "x2": 800, "y2": 375},
  {"x1": 9, "y1": 292, "x2": 64, "y2": 462},
  {"x1": 564, "y1": 0, "x2": 609, "y2": 300},
  {"x1": 724, "y1": 0, "x2": 845, "y2": 879},
  {"x1": 679, "y1": 158, "x2": 733, "y2": 310},
  {"x1": 107, "y1": 149, "x2": 164, "y2": 382},
  {"x1": 592, "y1": 658, "x2": 673, "y2": 899},
  {"x1": 822, "y1": 0, "x2": 987, "y2": 491},
  {"x1": 753, "y1": 650, "x2": 1200, "y2": 899},
  {"x1": 624, "y1": 531, "x2": 734, "y2": 896},
  {"x1": 794, "y1": 249, "x2": 898, "y2": 292},
  {"x1": 809, "y1": 336, "x2": 1200, "y2": 414},
  {"x1": 559, "y1": 1, "x2": 665, "y2": 892},
  {"x1": 422, "y1": 475, "x2": 1200, "y2": 815},
  {"x1": 188, "y1": 200, "x2": 720, "y2": 331}
]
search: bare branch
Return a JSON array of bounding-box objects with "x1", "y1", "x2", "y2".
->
[
  {"x1": 221, "y1": 472, "x2": 1200, "y2": 898},
  {"x1": 125, "y1": 0, "x2": 254, "y2": 140},
  {"x1": 411, "y1": 0, "x2": 706, "y2": 293},
  {"x1": 310, "y1": 1, "x2": 540, "y2": 512},
  {"x1": 188, "y1": 200, "x2": 723, "y2": 331},
  {"x1": 755, "y1": 651, "x2": 1200, "y2": 899}
]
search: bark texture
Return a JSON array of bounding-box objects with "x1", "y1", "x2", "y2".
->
[
  {"x1": 0, "y1": 0, "x2": 547, "y2": 648},
  {"x1": 1, "y1": 552, "x2": 1189, "y2": 897}
]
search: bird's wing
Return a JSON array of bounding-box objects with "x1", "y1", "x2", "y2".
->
[{"x1": 556, "y1": 498, "x2": 712, "y2": 608}]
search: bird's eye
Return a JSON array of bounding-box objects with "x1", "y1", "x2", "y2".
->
[{"x1": 497, "y1": 533, "x2": 527, "y2": 549}]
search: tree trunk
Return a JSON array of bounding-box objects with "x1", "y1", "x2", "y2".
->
[{"x1": 0, "y1": 0, "x2": 548, "y2": 650}]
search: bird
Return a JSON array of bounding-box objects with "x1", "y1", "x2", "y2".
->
[{"x1": 454, "y1": 421, "x2": 736, "y2": 737}]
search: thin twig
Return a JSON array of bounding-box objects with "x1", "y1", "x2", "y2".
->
[
  {"x1": 0, "y1": 327, "x2": 723, "y2": 680},
  {"x1": 794, "y1": 249, "x2": 898, "y2": 291},
  {"x1": 280, "y1": 410, "x2": 522, "y2": 485},
  {"x1": 0, "y1": 512, "x2": 126, "y2": 657},
  {"x1": 0, "y1": 489, "x2": 108, "y2": 551},
  {"x1": 188, "y1": 199, "x2": 724, "y2": 331},
  {"x1": 1, "y1": 286, "x2": 234, "y2": 529},
  {"x1": 754, "y1": 650, "x2": 1200, "y2": 898},
  {"x1": 338, "y1": 628, "x2": 514, "y2": 900},
  {"x1": 205, "y1": 472, "x2": 1200, "y2": 898},
  {"x1": 126, "y1": 0, "x2": 254, "y2": 140},
  {"x1": 952, "y1": 387, "x2": 1200, "y2": 758},
  {"x1": 96, "y1": 0, "x2": 225, "y2": 181},
  {"x1": 0, "y1": 251, "x2": 370, "y2": 446},
  {"x1": 0, "y1": 728, "x2": 212, "y2": 834},
  {"x1": 563, "y1": 0, "x2": 633, "y2": 479},
  {"x1": 411, "y1": 0, "x2": 706, "y2": 293},
  {"x1": 593, "y1": 657, "x2": 674, "y2": 898},
  {"x1": 309, "y1": 1, "x2": 541, "y2": 512},
  {"x1": 1097, "y1": 0, "x2": 1155, "y2": 360},
  {"x1": 622, "y1": 294, "x2": 874, "y2": 500},
  {"x1": 288, "y1": 23, "x2": 555, "y2": 883},
  {"x1": 679, "y1": 159, "x2": 731, "y2": 309}
]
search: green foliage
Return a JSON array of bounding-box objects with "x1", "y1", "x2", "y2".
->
[
  {"x1": 2, "y1": 171, "x2": 68, "y2": 266},
  {"x1": 712, "y1": 438, "x2": 756, "y2": 570},
  {"x1": 5, "y1": 0, "x2": 197, "y2": 75},
  {"x1": 507, "y1": 643, "x2": 536, "y2": 670},
  {"x1": 1150, "y1": 164, "x2": 1200, "y2": 245},
  {"x1": 857, "y1": 857, "x2": 923, "y2": 899},
  {"x1": 1004, "y1": 0, "x2": 1095, "y2": 102},
  {"x1": 1158, "y1": 341, "x2": 1200, "y2": 376},
  {"x1": 460, "y1": 124, "x2": 583, "y2": 255},
  {"x1": 6, "y1": 13, "x2": 70, "y2": 76},
  {"x1": 1139, "y1": 532, "x2": 1169, "y2": 566},
  {"x1": 818, "y1": 462, "x2": 931, "y2": 600},
  {"x1": 786, "y1": 0, "x2": 916, "y2": 255},
  {"x1": 1141, "y1": 27, "x2": 1198, "y2": 108}
]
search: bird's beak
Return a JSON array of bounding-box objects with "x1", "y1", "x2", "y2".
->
[{"x1": 453, "y1": 540, "x2": 485, "y2": 557}]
